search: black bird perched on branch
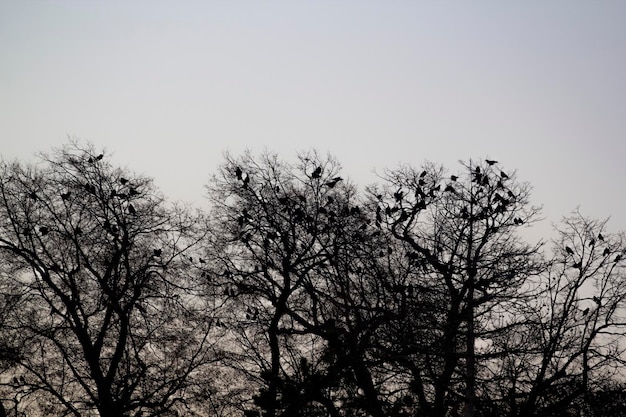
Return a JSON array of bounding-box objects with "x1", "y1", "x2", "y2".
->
[
  {"x1": 565, "y1": 246, "x2": 574, "y2": 255},
  {"x1": 500, "y1": 171, "x2": 509, "y2": 179},
  {"x1": 120, "y1": 177, "x2": 129, "y2": 185},
  {"x1": 450, "y1": 175, "x2": 458, "y2": 181},
  {"x1": 603, "y1": 247, "x2": 610, "y2": 256},
  {"x1": 39, "y1": 226, "x2": 49, "y2": 236},
  {"x1": 234, "y1": 166, "x2": 242, "y2": 180},
  {"x1": 582, "y1": 307, "x2": 589, "y2": 316},
  {"x1": 311, "y1": 166, "x2": 322, "y2": 179},
  {"x1": 127, "y1": 204, "x2": 136, "y2": 215},
  {"x1": 485, "y1": 159, "x2": 498, "y2": 165},
  {"x1": 61, "y1": 191, "x2": 71, "y2": 200},
  {"x1": 598, "y1": 233, "x2": 604, "y2": 241},
  {"x1": 325, "y1": 177, "x2": 343, "y2": 188},
  {"x1": 444, "y1": 184, "x2": 457, "y2": 194},
  {"x1": 153, "y1": 249, "x2": 162, "y2": 257}
]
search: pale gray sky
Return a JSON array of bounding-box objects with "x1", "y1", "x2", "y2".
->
[{"x1": 1, "y1": 1, "x2": 625, "y2": 235}]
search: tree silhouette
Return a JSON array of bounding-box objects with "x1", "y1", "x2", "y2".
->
[
  {"x1": 0, "y1": 142, "x2": 217, "y2": 417},
  {"x1": 369, "y1": 159, "x2": 543, "y2": 417},
  {"x1": 1, "y1": 143, "x2": 626, "y2": 417}
]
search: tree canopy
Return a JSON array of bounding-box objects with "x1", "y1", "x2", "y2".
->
[{"x1": 0, "y1": 143, "x2": 625, "y2": 417}]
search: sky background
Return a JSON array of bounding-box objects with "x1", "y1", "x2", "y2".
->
[{"x1": 1, "y1": 1, "x2": 625, "y2": 239}]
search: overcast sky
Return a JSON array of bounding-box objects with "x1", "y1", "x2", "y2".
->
[{"x1": 1, "y1": 1, "x2": 625, "y2": 237}]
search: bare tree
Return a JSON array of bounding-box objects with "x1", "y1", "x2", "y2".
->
[
  {"x1": 370, "y1": 159, "x2": 543, "y2": 417},
  {"x1": 205, "y1": 151, "x2": 397, "y2": 417},
  {"x1": 0, "y1": 142, "x2": 218, "y2": 417},
  {"x1": 488, "y1": 211, "x2": 626, "y2": 416}
]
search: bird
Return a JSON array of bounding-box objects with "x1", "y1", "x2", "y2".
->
[
  {"x1": 61, "y1": 191, "x2": 71, "y2": 200},
  {"x1": 589, "y1": 238, "x2": 595, "y2": 247},
  {"x1": 394, "y1": 190, "x2": 404, "y2": 202},
  {"x1": 444, "y1": 185, "x2": 457, "y2": 194},
  {"x1": 29, "y1": 191, "x2": 38, "y2": 200},
  {"x1": 420, "y1": 170, "x2": 427, "y2": 178},
  {"x1": 615, "y1": 255, "x2": 622, "y2": 263},
  {"x1": 120, "y1": 177, "x2": 129, "y2": 185},
  {"x1": 39, "y1": 226, "x2": 49, "y2": 236},
  {"x1": 234, "y1": 166, "x2": 242, "y2": 180},
  {"x1": 603, "y1": 247, "x2": 610, "y2": 256},
  {"x1": 582, "y1": 307, "x2": 589, "y2": 316},
  {"x1": 485, "y1": 159, "x2": 498, "y2": 165},
  {"x1": 311, "y1": 167, "x2": 322, "y2": 179},
  {"x1": 96, "y1": 154, "x2": 104, "y2": 161},
  {"x1": 565, "y1": 246, "x2": 574, "y2": 255},
  {"x1": 500, "y1": 171, "x2": 509, "y2": 179},
  {"x1": 153, "y1": 248, "x2": 162, "y2": 257},
  {"x1": 572, "y1": 261, "x2": 582, "y2": 269},
  {"x1": 593, "y1": 296, "x2": 601, "y2": 305},
  {"x1": 598, "y1": 233, "x2": 604, "y2": 241},
  {"x1": 324, "y1": 177, "x2": 343, "y2": 188},
  {"x1": 127, "y1": 204, "x2": 136, "y2": 215},
  {"x1": 242, "y1": 174, "x2": 250, "y2": 187},
  {"x1": 450, "y1": 175, "x2": 458, "y2": 181},
  {"x1": 199, "y1": 258, "x2": 206, "y2": 264}
]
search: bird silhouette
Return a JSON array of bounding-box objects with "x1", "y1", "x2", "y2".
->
[
  {"x1": 153, "y1": 249, "x2": 162, "y2": 257},
  {"x1": 615, "y1": 255, "x2": 622, "y2": 263},
  {"x1": 598, "y1": 233, "x2": 604, "y2": 241},
  {"x1": 242, "y1": 174, "x2": 250, "y2": 187},
  {"x1": 61, "y1": 191, "x2": 71, "y2": 200},
  {"x1": 572, "y1": 261, "x2": 582, "y2": 269},
  {"x1": 96, "y1": 154, "x2": 104, "y2": 161},
  {"x1": 120, "y1": 177, "x2": 129, "y2": 185},
  {"x1": 29, "y1": 191, "x2": 38, "y2": 200},
  {"x1": 450, "y1": 175, "x2": 458, "y2": 181},
  {"x1": 565, "y1": 246, "x2": 574, "y2": 255},
  {"x1": 420, "y1": 170, "x2": 427, "y2": 178},
  {"x1": 311, "y1": 167, "x2": 322, "y2": 179},
  {"x1": 444, "y1": 185, "x2": 457, "y2": 194},
  {"x1": 582, "y1": 307, "x2": 589, "y2": 316},
  {"x1": 500, "y1": 171, "x2": 509, "y2": 179},
  {"x1": 603, "y1": 247, "x2": 610, "y2": 256},
  {"x1": 127, "y1": 204, "x2": 136, "y2": 215},
  {"x1": 39, "y1": 226, "x2": 49, "y2": 235},
  {"x1": 589, "y1": 238, "x2": 595, "y2": 247},
  {"x1": 485, "y1": 159, "x2": 498, "y2": 165},
  {"x1": 593, "y1": 296, "x2": 601, "y2": 305},
  {"x1": 234, "y1": 166, "x2": 242, "y2": 180},
  {"x1": 324, "y1": 177, "x2": 343, "y2": 188}
]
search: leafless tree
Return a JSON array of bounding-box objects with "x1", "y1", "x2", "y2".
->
[
  {"x1": 0, "y1": 142, "x2": 218, "y2": 417},
  {"x1": 370, "y1": 159, "x2": 544, "y2": 417}
]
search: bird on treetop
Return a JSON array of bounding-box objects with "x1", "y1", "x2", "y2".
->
[
  {"x1": 485, "y1": 159, "x2": 498, "y2": 165},
  {"x1": 325, "y1": 177, "x2": 343, "y2": 188},
  {"x1": 311, "y1": 166, "x2": 322, "y2": 179}
]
